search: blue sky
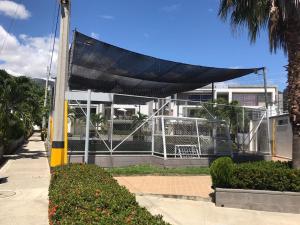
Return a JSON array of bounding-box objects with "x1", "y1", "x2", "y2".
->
[{"x1": 0, "y1": 0, "x2": 287, "y2": 90}]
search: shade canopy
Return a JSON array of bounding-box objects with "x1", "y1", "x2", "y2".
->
[{"x1": 69, "y1": 31, "x2": 262, "y2": 97}]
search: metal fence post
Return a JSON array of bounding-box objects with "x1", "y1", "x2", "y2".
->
[
  {"x1": 242, "y1": 107, "x2": 245, "y2": 151},
  {"x1": 110, "y1": 94, "x2": 114, "y2": 153},
  {"x1": 84, "y1": 89, "x2": 91, "y2": 163},
  {"x1": 151, "y1": 117, "x2": 155, "y2": 156},
  {"x1": 263, "y1": 68, "x2": 272, "y2": 154},
  {"x1": 195, "y1": 119, "x2": 201, "y2": 156},
  {"x1": 213, "y1": 122, "x2": 217, "y2": 155},
  {"x1": 161, "y1": 117, "x2": 167, "y2": 160}
]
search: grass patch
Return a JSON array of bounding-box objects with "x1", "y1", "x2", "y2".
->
[{"x1": 107, "y1": 164, "x2": 210, "y2": 176}]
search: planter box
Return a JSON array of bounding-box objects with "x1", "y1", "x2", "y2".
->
[{"x1": 215, "y1": 188, "x2": 300, "y2": 214}]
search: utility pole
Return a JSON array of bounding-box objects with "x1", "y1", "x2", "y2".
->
[
  {"x1": 42, "y1": 67, "x2": 50, "y2": 130},
  {"x1": 50, "y1": 0, "x2": 71, "y2": 167}
]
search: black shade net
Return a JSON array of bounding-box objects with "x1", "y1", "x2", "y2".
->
[{"x1": 68, "y1": 31, "x2": 263, "y2": 97}]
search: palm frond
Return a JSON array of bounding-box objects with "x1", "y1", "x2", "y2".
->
[{"x1": 218, "y1": 0, "x2": 300, "y2": 53}]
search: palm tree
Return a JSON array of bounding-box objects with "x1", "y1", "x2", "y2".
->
[
  {"x1": 131, "y1": 112, "x2": 148, "y2": 140},
  {"x1": 91, "y1": 113, "x2": 106, "y2": 132},
  {"x1": 131, "y1": 112, "x2": 148, "y2": 129},
  {"x1": 218, "y1": 0, "x2": 300, "y2": 168},
  {"x1": 196, "y1": 98, "x2": 243, "y2": 146}
]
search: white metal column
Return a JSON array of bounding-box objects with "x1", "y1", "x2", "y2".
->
[
  {"x1": 161, "y1": 117, "x2": 167, "y2": 160},
  {"x1": 84, "y1": 89, "x2": 91, "y2": 163},
  {"x1": 263, "y1": 68, "x2": 272, "y2": 154},
  {"x1": 195, "y1": 119, "x2": 201, "y2": 156},
  {"x1": 110, "y1": 94, "x2": 114, "y2": 152},
  {"x1": 242, "y1": 107, "x2": 245, "y2": 151},
  {"x1": 213, "y1": 124, "x2": 217, "y2": 155},
  {"x1": 151, "y1": 117, "x2": 155, "y2": 155}
]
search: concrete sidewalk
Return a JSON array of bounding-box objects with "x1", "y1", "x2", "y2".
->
[
  {"x1": 0, "y1": 133, "x2": 50, "y2": 225},
  {"x1": 137, "y1": 195, "x2": 300, "y2": 225}
]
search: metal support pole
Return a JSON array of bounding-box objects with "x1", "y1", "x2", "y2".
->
[
  {"x1": 213, "y1": 124, "x2": 217, "y2": 155},
  {"x1": 263, "y1": 68, "x2": 272, "y2": 154},
  {"x1": 161, "y1": 117, "x2": 167, "y2": 160},
  {"x1": 110, "y1": 94, "x2": 114, "y2": 152},
  {"x1": 242, "y1": 107, "x2": 245, "y2": 151},
  {"x1": 195, "y1": 119, "x2": 201, "y2": 156},
  {"x1": 84, "y1": 89, "x2": 91, "y2": 164},
  {"x1": 51, "y1": 0, "x2": 71, "y2": 167},
  {"x1": 47, "y1": 86, "x2": 53, "y2": 143},
  {"x1": 212, "y1": 82, "x2": 215, "y2": 101},
  {"x1": 151, "y1": 117, "x2": 155, "y2": 156}
]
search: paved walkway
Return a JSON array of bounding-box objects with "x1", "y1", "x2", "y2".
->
[
  {"x1": 0, "y1": 133, "x2": 50, "y2": 225},
  {"x1": 115, "y1": 176, "x2": 213, "y2": 199},
  {"x1": 137, "y1": 195, "x2": 300, "y2": 225}
]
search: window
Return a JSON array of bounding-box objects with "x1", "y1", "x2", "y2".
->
[
  {"x1": 232, "y1": 94, "x2": 257, "y2": 106},
  {"x1": 277, "y1": 118, "x2": 289, "y2": 126},
  {"x1": 217, "y1": 93, "x2": 229, "y2": 102},
  {"x1": 232, "y1": 93, "x2": 272, "y2": 106},
  {"x1": 188, "y1": 94, "x2": 212, "y2": 102}
]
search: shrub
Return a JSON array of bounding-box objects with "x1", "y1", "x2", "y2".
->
[
  {"x1": 7, "y1": 119, "x2": 25, "y2": 140},
  {"x1": 231, "y1": 161, "x2": 300, "y2": 192},
  {"x1": 211, "y1": 159, "x2": 300, "y2": 192},
  {"x1": 49, "y1": 164, "x2": 169, "y2": 225},
  {"x1": 210, "y1": 157, "x2": 234, "y2": 188}
]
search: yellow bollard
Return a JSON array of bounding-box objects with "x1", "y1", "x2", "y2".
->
[{"x1": 50, "y1": 101, "x2": 68, "y2": 167}]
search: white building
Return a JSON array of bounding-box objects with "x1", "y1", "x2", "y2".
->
[
  {"x1": 175, "y1": 84, "x2": 279, "y2": 117},
  {"x1": 73, "y1": 84, "x2": 280, "y2": 121}
]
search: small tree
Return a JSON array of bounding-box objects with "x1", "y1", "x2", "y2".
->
[
  {"x1": 0, "y1": 70, "x2": 44, "y2": 145},
  {"x1": 131, "y1": 112, "x2": 148, "y2": 140},
  {"x1": 195, "y1": 98, "x2": 244, "y2": 146},
  {"x1": 91, "y1": 113, "x2": 106, "y2": 131}
]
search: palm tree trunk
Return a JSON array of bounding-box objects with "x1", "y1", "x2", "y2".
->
[{"x1": 286, "y1": 18, "x2": 300, "y2": 168}]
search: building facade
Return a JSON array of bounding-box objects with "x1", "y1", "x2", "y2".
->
[{"x1": 174, "y1": 84, "x2": 280, "y2": 118}]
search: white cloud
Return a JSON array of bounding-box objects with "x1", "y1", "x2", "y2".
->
[
  {"x1": 99, "y1": 15, "x2": 115, "y2": 20},
  {"x1": 161, "y1": 4, "x2": 181, "y2": 12},
  {"x1": 91, "y1": 32, "x2": 99, "y2": 39},
  {"x1": 0, "y1": 25, "x2": 58, "y2": 78},
  {"x1": 0, "y1": 0, "x2": 31, "y2": 19}
]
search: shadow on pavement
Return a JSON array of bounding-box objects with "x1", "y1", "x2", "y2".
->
[{"x1": 0, "y1": 176, "x2": 8, "y2": 184}]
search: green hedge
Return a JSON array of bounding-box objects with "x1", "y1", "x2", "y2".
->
[
  {"x1": 49, "y1": 164, "x2": 169, "y2": 225},
  {"x1": 210, "y1": 158, "x2": 300, "y2": 192}
]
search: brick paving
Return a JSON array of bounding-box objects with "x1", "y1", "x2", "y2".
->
[{"x1": 115, "y1": 175, "x2": 213, "y2": 199}]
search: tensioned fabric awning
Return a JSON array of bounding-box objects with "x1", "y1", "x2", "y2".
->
[{"x1": 68, "y1": 31, "x2": 262, "y2": 97}]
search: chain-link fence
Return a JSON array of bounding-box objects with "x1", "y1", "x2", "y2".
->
[
  {"x1": 66, "y1": 92, "x2": 270, "y2": 159},
  {"x1": 153, "y1": 116, "x2": 231, "y2": 158}
]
